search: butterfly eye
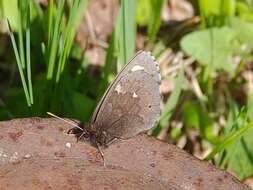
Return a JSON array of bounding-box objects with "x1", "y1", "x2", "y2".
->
[{"x1": 148, "y1": 105, "x2": 152, "y2": 108}]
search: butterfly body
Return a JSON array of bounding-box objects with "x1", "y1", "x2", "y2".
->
[{"x1": 69, "y1": 123, "x2": 112, "y2": 147}]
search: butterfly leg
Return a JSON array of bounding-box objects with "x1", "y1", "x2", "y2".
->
[
  {"x1": 96, "y1": 143, "x2": 106, "y2": 167},
  {"x1": 106, "y1": 137, "x2": 119, "y2": 146},
  {"x1": 77, "y1": 131, "x2": 87, "y2": 142}
]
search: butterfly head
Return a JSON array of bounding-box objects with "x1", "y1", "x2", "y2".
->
[{"x1": 67, "y1": 123, "x2": 92, "y2": 140}]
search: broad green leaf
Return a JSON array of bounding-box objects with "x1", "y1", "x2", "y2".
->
[
  {"x1": 230, "y1": 18, "x2": 253, "y2": 48},
  {"x1": 180, "y1": 27, "x2": 238, "y2": 74}
]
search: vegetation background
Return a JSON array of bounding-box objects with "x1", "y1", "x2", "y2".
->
[{"x1": 1, "y1": 0, "x2": 253, "y2": 183}]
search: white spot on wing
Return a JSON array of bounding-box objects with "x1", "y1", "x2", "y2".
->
[
  {"x1": 133, "y1": 92, "x2": 138, "y2": 98},
  {"x1": 115, "y1": 84, "x2": 123, "y2": 94},
  {"x1": 131, "y1": 65, "x2": 144, "y2": 72}
]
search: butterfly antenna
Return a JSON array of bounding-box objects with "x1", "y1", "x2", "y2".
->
[{"x1": 47, "y1": 112, "x2": 83, "y2": 131}]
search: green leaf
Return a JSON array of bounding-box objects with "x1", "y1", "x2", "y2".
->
[
  {"x1": 1, "y1": 0, "x2": 19, "y2": 31},
  {"x1": 8, "y1": 20, "x2": 31, "y2": 106},
  {"x1": 182, "y1": 101, "x2": 200, "y2": 129},
  {"x1": 199, "y1": 109, "x2": 220, "y2": 144},
  {"x1": 182, "y1": 101, "x2": 219, "y2": 144},
  {"x1": 98, "y1": 31, "x2": 115, "y2": 99},
  {"x1": 180, "y1": 27, "x2": 238, "y2": 74},
  {"x1": 221, "y1": 0, "x2": 236, "y2": 17},
  {"x1": 205, "y1": 121, "x2": 253, "y2": 161},
  {"x1": 218, "y1": 107, "x2": 253, "y2": 179},
  {"x1": 230, "y1": 17, "x2": 253, "y2": 48},
  {"x1": 198, "y1": 0, "x2": 236, "y2": 27},
  {"x1": 205, "y1": 107, "x2": 253, "y2": 179},
  {"x1": 236, "y1": 2, "x2": 253, "y2": 22},
  {"x1": 56, "y1": 0, "x2": 88, "y2": 82},
  {"x1": 199, "y1": 0, "x2": 221, "y2": 16},
  {"x1": 147, "y1": 0, "x2": 164, "y2": 41},
  {"x1": 225, "y1": 129, "x2": 253, "y2": 179},
  {"x1": 136, "y1": 0, "x2": 152, "y2": 26},
  {"x1": 46, "y1": 0, "x2": 65, "y2": 80},
  {"x1": 170, "y1": 127, "x2": 182, "y2": 141}
]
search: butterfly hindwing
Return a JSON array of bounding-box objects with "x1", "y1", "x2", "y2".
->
[{"x1": 92, "y1": 51, "x2": 161, "y2": 139}]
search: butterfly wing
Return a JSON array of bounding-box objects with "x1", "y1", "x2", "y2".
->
[{"x1": 91, "y1": 51, "x2": 161, "y2": 139}]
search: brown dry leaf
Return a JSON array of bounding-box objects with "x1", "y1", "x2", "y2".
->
[
  {"x1": 162, "y1": 0, "x2": 194, "y2": 22},
  {"x1": 76, "y1": 0, "x2": 119, "y2": 66}
]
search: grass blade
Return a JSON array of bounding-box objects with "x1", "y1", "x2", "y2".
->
[
  {"x1": 46, "y1": 0, "x2": 65, "y2": 80},
  {"x1": 205, "y1": 121, "x2": 253, "y2": 160},
  {"x1": 152, "y1": 65, "x2": 184, "y2": 136},
  {"x1": 98, "y1": 31, "x2": 115, "y2": 98},
  {"x1": 47, "y1": 0, "x2": 54, "y2": 47},
  {"x1": 56, "y1": 0, "x2": 88, "y2": 82},
  {"x1": 148, "y1": 0, "x2": 164, "y2": 41},
  {"x1": 8, "y1": 20, "x2": 31, "y2": 106},
  {"x1": 26, "y1": 1, "x2": 33, "y2": 104},
  {"x1": 116, "y1": 0, "x2": 136, "y2": 72},
  {"x1": 17, "y1": 0, "x2": 26, "y2": 69},
  {"x1": 159, "y1": 66, "x2": 184, "y2": 127}
]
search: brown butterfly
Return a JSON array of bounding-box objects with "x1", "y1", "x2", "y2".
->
[{"x1": 48, "y1": 51, "x2": 161, "y2": 165}]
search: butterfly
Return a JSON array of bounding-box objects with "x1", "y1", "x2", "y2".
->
[{"x1": 48, "y1": 51, "x2": 161, "y2": 164}]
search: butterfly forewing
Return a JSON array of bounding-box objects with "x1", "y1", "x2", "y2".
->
[{"x1": 91, "y1": 51, "x2": 161, "y2": 139}]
